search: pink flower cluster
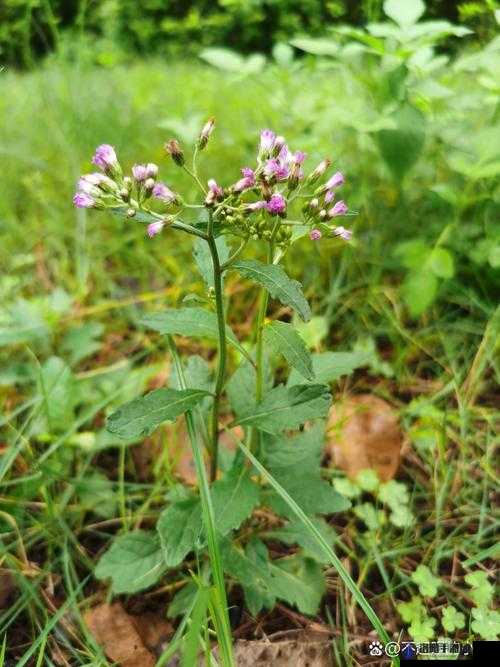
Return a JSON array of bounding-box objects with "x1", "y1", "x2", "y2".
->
[{"x1": 73, "y1": 126, "x2": 353, "y2": 244}]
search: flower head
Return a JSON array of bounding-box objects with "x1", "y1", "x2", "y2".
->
[
  {"x1": 266, "y1": 193, "x2": 287, "y2": 216},
  {"x1": 325, "y1": 171, "x2": 344, "y2": 190},
  {"x1": 293, "y1": 151, "x2": 307, "y2": 166},
  {"x1": 259, "y1": 129, "x2": 276, "y2": 155},
  {"x1": 73, "y1": 192, "x2": 96, "y2": 208},
  {"x1": 92, "y1": 144, "x2": 118, "y2": 171},
  {"x1": 147, "y1": 220, "x2": 165, "y2": 238},
  {"x1": 132, "y1": 164, "x2": 148, "y2": 182},
  {"x1": 328, "y1": 200, "x2": 348, "y2": 218},
  {"x1": 324, "y1": 189, "x2": 335, "y2": 204},
  {"x1": 245, "y1": 200, "x2": 267, "y2": 212},
  {"x1": 208, "y1": 179, "x2": 224, "y2": 199},
  {"x1": 233, "y1": 167, "x2": 256, "y2": 192},
  {"x1": 333, "y1": 225, "x2": 352, "y2": 240},
  {"x1": 310, "y1": 228, "x2": 322, "y2": 241},
  {"x1": 264, "y1": 158, "x2": 289, "y2": 181},
  {"x1": 153, "y1": 182, "x2": 177, "y2": 204}
]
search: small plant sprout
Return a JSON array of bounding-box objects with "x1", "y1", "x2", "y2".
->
[{"x1": 73, "y1": 121, "x2": 379, "y2": 663}]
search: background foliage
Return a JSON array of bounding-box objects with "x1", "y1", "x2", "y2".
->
[
  {"x1": 1, "y1": 0, "x2": 499, "y2": 67},
  {"x1": 1, "y1": 0, "x2": 499, "y2": 662}
]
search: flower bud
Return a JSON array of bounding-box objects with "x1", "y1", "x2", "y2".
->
[
  {"x1": 308, "y1": 158, "x2": 331, "y2": 184},
  {"x1": 310, "y1": 228, "x2": 322, "y2": 241},
  {"x1": 198, "y1": 117, "x2": 215, "y2": 150},
  {"x1": 146, "y1": 163, "x2": 158, "y2": 179},
  {"x1": 132, "y1": 164, "x2": 148, "y2": 182},
  {"x1": 165, "y1": 139, "x2": 184, "y2": 167},
  {"x1": 119, "y1": 187, "x2": 130, "y2": 201},
  {"x1": 123, "y1": 176, "x2": 133, "y2": 190},
  {"x1": 127, "y1": 208, "x2": 136, "y2": 218},
  {"x1": 333, "y1": 225, "x2": 352, "y2": 240}
]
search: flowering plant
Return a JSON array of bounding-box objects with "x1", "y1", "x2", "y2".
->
[{"x1": 74, "y1": 122, "x2": 385, "y2": 664}]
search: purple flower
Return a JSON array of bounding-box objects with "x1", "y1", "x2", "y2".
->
[
  {"x1": 310, "y1": 228, "x2": 322, "y2": 241},
  {"x1": 325, "y1": 171, "x2": 344, "y2": 190},
  {"x1": 272, "y1": 135, "x2": 286, "y2": 155},
  {"x1": 152, "y1": 182, "x2": 176, "y2": 204},
  {"x1": 259, "y1": 129, "x2": 276, "y2": 154},
  {"x1": 264, "y1": 158, "x2": 289, "y2": 181},
  {"x1": 333, "y1": 225, "x2": 352, "y2": 240},
  {"x1": 293, "y1": 151, "x2": 307, "y2": 165},
  {"x1": 73, "y1": 192, "x2": 95, "y2": 208},
  {"x1": 207, "y1": 179, "x2": 224, "y2": 199},
  {"x1": 132, "y1": 164, "x2": 148, "y2": 182},
  {"x1": 324, "y1": 189, "x2": 335, "y2": 204},
  {"x1": 328, "y1": 200, "x2": 348, "y2": 217},
  {"x1": 92, "y1": 144, "x2": 118, "y2": 171},
  {"x1": 147, "y1": 220, "x2": 165, "y2": 237},
  {"x1": 233, "y1": 167, "x2": 256, "y2": 192},
  {"x1": 245, "y1": 200, "x2": 267, "y2": 212},
  {"x1": 77, "y1": 177, "x2": 100, "y2": 195},
  {"x1": 266, "y1": 193, "x2": 287, "y2": 215}
]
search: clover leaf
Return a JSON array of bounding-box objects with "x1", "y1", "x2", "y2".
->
[{"x1": 411, "y1": 565, "x2": 441, "y2": 598}]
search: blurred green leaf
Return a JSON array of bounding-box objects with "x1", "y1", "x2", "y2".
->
[
  {"x1": 376, "y1": 104, "x2": 426, "y2": 179},
  {"x1": 428, "y1": 247, "x2": 455, "y2": 278},
  {"x1": 95, "y1": 531, "x2": 166, "y2": 594},
  {"x1": 401, "y1": 270, "x2": 438, "y2": 317},
  {"x1": 383, "y1": 0, "x2": 425, "y2": 27}
]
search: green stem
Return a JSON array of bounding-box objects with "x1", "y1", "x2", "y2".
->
[
  {"x1": 206, "y1": 211, "x2": 227, "y2": 482},
  {"x1": 166, "y1": 336, "x2": 234, "y2": 667}
]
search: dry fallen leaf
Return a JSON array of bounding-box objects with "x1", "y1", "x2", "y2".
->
[
  {"x1": 327, "y1": 394, "x2": 402, "y2": 481},
  {"x1": 210, "y1": 631, "x2": 333, "y2": 666},
  {"x1": 85, "y1": 602, "x2": 172, "y2": 667}
]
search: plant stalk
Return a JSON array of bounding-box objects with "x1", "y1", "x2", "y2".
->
[
  {"x1": 206, "y1": 211, "x2": 227, "y2": 482},
  {"x1": 167, "y1": 336, "x2": 234, "y2": 667}
]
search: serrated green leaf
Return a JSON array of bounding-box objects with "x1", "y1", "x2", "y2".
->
[
  {"x1": 471, "y1": 607, "x2": 500, "y2": 641},
  {"x1": 232, "y1": 259, "x2": 311, "y2": 322},
  {"x1": 398, "y1": 596, "x2": 425, "y2": 624},
  {"x1": 223, "y1": 539, "x2": 326, "y2": 615},
  {"x1": 428, "y1": 247, "x2": 455, "y2": 279},
  {"x1": 95, "y1": 531, "x2": 166, "y2": 594},
  {"x1": 212, "y1": 464, "x2": 260, "y2": 535},
  {"x1": 441, "y1": 605, "x2": 465, "y2": 632},
  {"x1": 408, "y1": 615, "x2": 436, "y2": 643},
  {"x1": 263, "y1": 423, "x2": 324, "y2": 473},
  {"x1": 411, "y1": 564, "x2": 441, "y2": 598},
  {"x1": 193, "y1": 236, "x2": 230, "y2": 289},
  {"x1": 227, "y1": 358, "x2": 273, "y2": 419},
  {"x1": 235, "y1": 384, "x2": 331, "y2": 434},
  {"x1": 354, "y1": 502, "x2": 385, "y2": 531},
  {"x1": 106, "y1": 387, "x2": 210, "y2": 439},
  {"x1": 266, "y1": 516, "x2": 336, "y2": 563},
  {"x1": 141, "y1": 307, "x2": 243, "y2": 353},
  {"x1": 288, "y1": 351, "x2": 368, "y2": 387},
  {"x1": 263, "y1": 321, "x2": 314, "y2": 380},
  {"x1": 379, "y1": 480, "x2": 410, "y2": 509},
  {"x1": 170, "y1": 354, "x2": 213, "y2": 415},
  {"x1": 465, "y1": 571, "x2": 494, "y2": 607},
  {"x1": 157, "y1": 497, "x2": 203, "y2": 567}
]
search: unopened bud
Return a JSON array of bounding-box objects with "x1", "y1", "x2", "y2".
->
[
  {"x1": 123, "y1": 176, "x2": 133, "y2": 190},
  {"x1": 198, "y1": 117, "x2": 215, "y2": 150},
  {"x1": 165, "y1": 139, "x2": 184, "y2": 167},
  {"x1": 119, "y1": 187, "x2": 130, "y2": 201},
  {"x1": 127, "y1": 208, "x2": 136, "y2": 218},
  {"x1": 308, "y1": 158, "x2": 331, "y2": 184},
  {"x1": 319, "y1": 209, "x2": 327, "y2": 220},
  {"x1": 144, "y1": 178, "x2": 155, "y2": 191}
]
